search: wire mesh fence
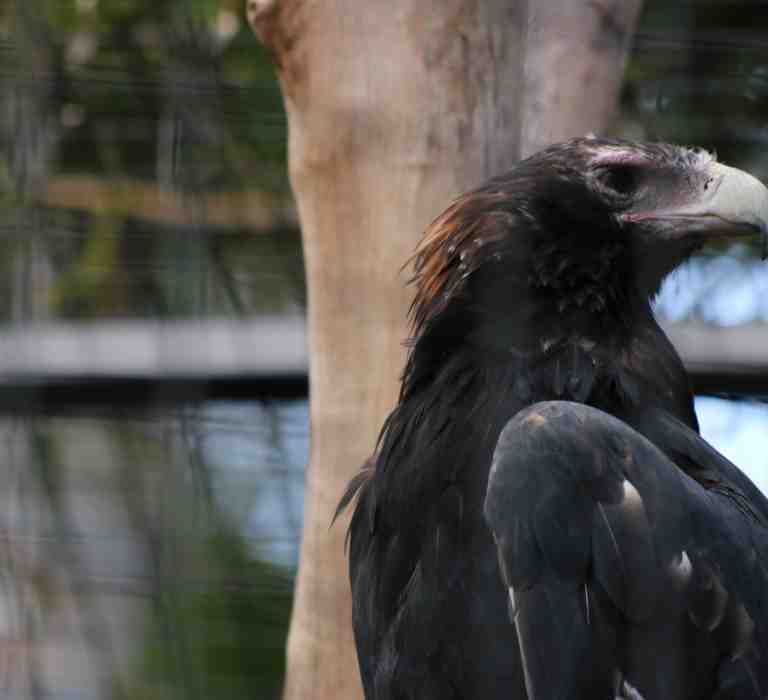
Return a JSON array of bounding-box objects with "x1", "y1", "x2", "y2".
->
[{"x1": 0, "y1": 0, "x2": 767, "y2": 698}]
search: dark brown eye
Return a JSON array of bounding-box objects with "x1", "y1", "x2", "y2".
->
[{"x1": 598, "y1": 165, "x2": 640, "y2": 196}]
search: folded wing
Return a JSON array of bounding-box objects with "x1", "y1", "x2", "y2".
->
[{"x1": 484, "y1": 401, "x2": 768, "y2": 700}]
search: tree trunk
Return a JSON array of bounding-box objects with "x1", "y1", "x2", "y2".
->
[
  {"x1": 246, "y1": 2, "x2": 642, "y2": 699},
  {"x1": 521, "y1": 1, "x2": 643, "y2": 157}
]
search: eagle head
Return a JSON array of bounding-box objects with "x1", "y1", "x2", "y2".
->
[{"x1": 410, "y1": 138, "x2": 768, "y2": 337}]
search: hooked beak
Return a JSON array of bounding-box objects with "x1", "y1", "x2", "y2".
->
[{"x1": 623, "y1": 162, "x2": 768, "y2": 255}]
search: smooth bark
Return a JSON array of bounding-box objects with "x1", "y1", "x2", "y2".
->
[
  {"x1": 521, "y1": 0, "x2": 642, "y2": 156},
  {"x1": 247, "y1": 2, "x2": 641, "y2": 698}
]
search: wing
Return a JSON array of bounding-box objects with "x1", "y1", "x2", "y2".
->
[
  {"x1": 344, "y1": 463, "x2": 479, "y2": 700},
  {"x1": 631, "y1": 406, "x2": 768, "y2": 528},
  {"x1": 484, "y1": 401, "x2": 768, "y2": 700},
  {"x1": 342, "y1": 427, "x2": 485, "y2": 700}
]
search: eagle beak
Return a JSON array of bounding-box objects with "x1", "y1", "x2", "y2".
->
[
  {"x1": 689, "y1": 162, "x2": 768, "y2": 237},
  {"x1": 623, "y1": 162, "x2": 768, "y2": 251}
]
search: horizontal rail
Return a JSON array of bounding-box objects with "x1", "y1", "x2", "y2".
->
[
  {"x1": 0, "y1": 318, "x2": 308, "y2": 411},
  {"x1": 0, "y1": 318, "x2": 762, "y2": 411},
  {"x1": 661, "y1": 321, "x2": 768, "y2": 398}
]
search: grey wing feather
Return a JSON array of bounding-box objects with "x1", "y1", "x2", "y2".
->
[{"x1": 485, "y1": 401, "x2": 768, "y2": 700}]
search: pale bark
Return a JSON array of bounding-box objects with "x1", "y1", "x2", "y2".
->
[
  {"x1": 247, "y1": 2, "x2": 641, "y2": 699},
  {"x1": 521, "y1": 0, "x2": 643, "y2": 157}
]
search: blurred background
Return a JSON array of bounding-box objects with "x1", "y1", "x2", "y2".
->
[{"x1": 0, "y1": 0, "x2": 768, "y2": 697}]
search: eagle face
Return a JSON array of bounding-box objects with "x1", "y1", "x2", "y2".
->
[{"x1": 411, "y1": 138, "x2": 768, "y2": 331}]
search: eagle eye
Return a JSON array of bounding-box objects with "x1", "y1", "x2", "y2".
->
[{"x1": 597, "y1": 164, "x2": 640, "y2": 196}]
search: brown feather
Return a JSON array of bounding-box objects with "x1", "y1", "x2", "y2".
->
[{"x1": 409, "y1": 191, "x2": 511, "y2": 333}]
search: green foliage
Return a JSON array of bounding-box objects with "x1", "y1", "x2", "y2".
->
[
  {"x1": 627, "y1": 1, "x2": 768, "y2": 165},
  {"x1": 51, "y1": 214, "x2": 126, "y2": 316},
  {"x1": 30, "y1": 0, "x2": 287, "y2": 189},
  {"x1": 123, "y1": 529, "x2": 292, "y2": 700},
  {"x1": 1, "y1": 0, "x2": 298, "y2": 320}
]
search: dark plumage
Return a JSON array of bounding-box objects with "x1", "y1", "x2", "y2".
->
[{"x1": 339, "y1": 138, "x2": 768, "y2": 699}]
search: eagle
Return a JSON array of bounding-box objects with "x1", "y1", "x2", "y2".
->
[{"x1": 339, "y1": 138, "x2": 768, "y2": 699}]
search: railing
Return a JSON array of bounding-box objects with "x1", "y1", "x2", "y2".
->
[{"x1": 0, "y1": 317, "x2": 762, "y2": 412}]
